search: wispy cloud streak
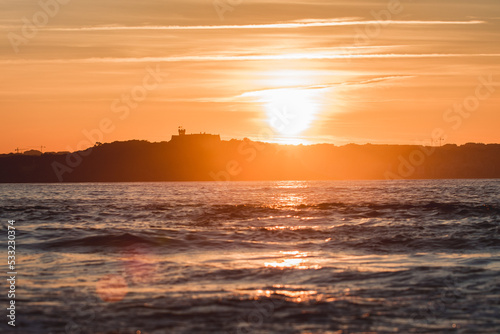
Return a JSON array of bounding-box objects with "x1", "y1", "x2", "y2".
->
[
  {"x1": 24, "y1": 19, "x2": 485, "y2": 32},
  {"x1": 240, "y1": 76, "x2": 416, "y2": 96},
  {"x1": 2, "y1": 53, "x2": 499, "y2": 64}
]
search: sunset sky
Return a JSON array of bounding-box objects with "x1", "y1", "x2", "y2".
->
[{"x1": 1, "y1": 0, "x2": 499, "y2": 153}]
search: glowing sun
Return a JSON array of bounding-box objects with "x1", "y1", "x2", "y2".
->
[
  {"x1": 264, "y1": 88, "x2": 319, "y2": 136},
  {"x1": 241, "y1": 70, "x2": 324, "y2": 140}
]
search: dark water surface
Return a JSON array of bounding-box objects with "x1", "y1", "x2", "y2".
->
[{"x1": 1, "y1": 180, "x2": 499, "y2": 333}]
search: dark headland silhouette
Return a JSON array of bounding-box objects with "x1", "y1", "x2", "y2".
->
[{"x1": 1, "y1": 128, "x2": 500, "y2": 182}]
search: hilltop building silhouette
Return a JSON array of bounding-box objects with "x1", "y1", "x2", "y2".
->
[{"x1": 170, "y1": 126, "x2": 221, "y2": 145}]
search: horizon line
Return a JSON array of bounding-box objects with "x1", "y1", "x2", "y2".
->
[{"x1": 3, "y1": 138, "x2": 499, "y2": 156}]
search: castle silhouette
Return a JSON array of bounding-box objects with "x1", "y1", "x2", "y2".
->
[{"x1": 170, "y1": 127, "x2": 221, "y2": 144}]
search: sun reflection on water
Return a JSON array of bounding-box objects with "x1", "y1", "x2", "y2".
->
[
  {"x1": 269, "y1": 181, "x2": 311, "y2": 210},
  {"x1": 262, "y1": 225, "x2": 319, "y2": 231},
  {"x1": 264, "y1": 250, "x2": 322, "y2": 270},
  {"x1": 256, "y1": 288, "x2": 320, "y2": 303}
]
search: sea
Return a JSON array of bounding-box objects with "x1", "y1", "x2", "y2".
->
[{"x1": 1, "y1": 179, "x2": 499, "y2": 334}]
